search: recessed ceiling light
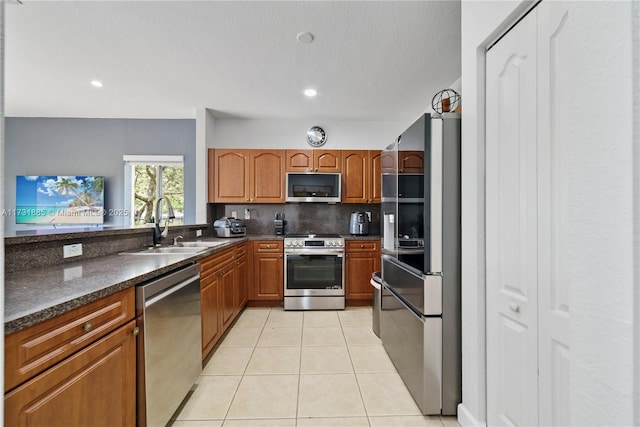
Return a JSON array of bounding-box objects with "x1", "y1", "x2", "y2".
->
[
  {"x1": 296, "y1": 32, "x2": 314, "y2": 44},
  {"x1": 90, "y1": 80, "x2": 103, "y2": 88},
  {"x1": 304, "y1": 88, "x2": 317, "y2": 97}
]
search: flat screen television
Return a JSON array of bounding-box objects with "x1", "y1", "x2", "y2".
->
[{"x1": 15, "y1": 176, "x2": 105, "y2": 225}]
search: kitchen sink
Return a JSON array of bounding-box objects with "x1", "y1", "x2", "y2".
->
[
  {"x1": 177, "y1": 240, "x2": 230, "y2": 248},
  {"x1": 122, "y1": 246, "x2": 208, "y2": 256}
]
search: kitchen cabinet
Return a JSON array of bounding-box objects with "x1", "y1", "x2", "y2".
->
[
  {"x1": 4, "y1": 288, "x2": 136, "y2": 427},
  {"x1": 252, "y1": 241, "x2": 284, "y2": 300},
  {"x1": 234, "y1": 243, "x2": 249, "y2": 315},
  {"x1": 345, "y1": 240, "x2": 381, "y2": 302},
  {"x1": 209, "y1": 149, "x2": 286, "y2": 203},
  {"x1": 251, "y1": 149, "x2": 286, "y2": 203},
  {"x1": 199, "y1": 243, "x2": 249, "y2": 359},
  {"x1": 286, "y1": 149, "x2": 341, "y2": 172},
  {"x1": 398, "y1": 150, "x2": 424, "y2": 173},
  {"x1": 342, "y1": 150, "x2": 382, "y2": 203},
  {"x1": 199, "y1": 247, "x2": 234, "y2": 358},
  {"x1": 208, "y1": 149, "x2": 250, "y2": 203}
]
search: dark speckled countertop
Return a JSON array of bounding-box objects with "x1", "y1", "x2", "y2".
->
[
  {"x1": 5, "y1": 234, "x2": 380, "y2": 335},
  {"x1": 4, "y1": 238, "x2": 248, "y2": 335}
]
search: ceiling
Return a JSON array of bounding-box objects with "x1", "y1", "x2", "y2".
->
[{"x1": 5, "y1": 1, "x2": 461, "y2": 121}]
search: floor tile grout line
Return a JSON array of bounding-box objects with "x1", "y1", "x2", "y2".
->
[
  {"x1": 220, "y1": 307, "x2": 271, "y2": 423},
  {"x1": 340, "y1": 310, "x2": 373, "y2": 426}
]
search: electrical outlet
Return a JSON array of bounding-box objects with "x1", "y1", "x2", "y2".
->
[
  {"x1": 244, "y1": 208, "x2": 251, "y2": 220},
  {"x1": 63, "y1": 243, "x2": 83, "y2": 258},
  {"x1": 231, "y1": 210, "x2": 237, "y2": 219},
  {"x1": 365, "y1": 211, "x2": 372, "y2": 222},
  {"x1": 196, "y1": 229, "x2": 203, "y2": 237}
]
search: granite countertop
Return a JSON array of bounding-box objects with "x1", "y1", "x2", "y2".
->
[
  {"x1": 4, "y1": 237, "x2": 247, "y2": 335},
  {"x1": 4, "y1": 233, "x2": 381, "y2": 335}
]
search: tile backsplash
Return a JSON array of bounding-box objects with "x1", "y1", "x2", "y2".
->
[{"x1": 209, "y1": 203, "x2": 381, "y2": 236}]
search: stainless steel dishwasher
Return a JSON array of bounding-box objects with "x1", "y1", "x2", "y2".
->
[{"x1": 136, "y1": 263, "x2": 201, "y2": 427}]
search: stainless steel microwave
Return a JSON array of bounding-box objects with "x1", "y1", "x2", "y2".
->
[{"x1": 285, "y1": 172, "x2": 341, "y2": 203}]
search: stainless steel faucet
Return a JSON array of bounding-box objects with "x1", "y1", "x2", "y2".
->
[
  {"x1": 173, "y1": 235, "x2": 184, "y2": 246},
  {"x1": 153, "y1": 197, "x2": 175, "y2": 245}
]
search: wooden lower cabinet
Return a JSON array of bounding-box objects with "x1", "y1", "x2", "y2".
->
[
  {"x1": 252, "y1": 241, "x2": 284, "y2": 300},
  {"x1": 345, "y1": 240, "x2": 381, "y2": 302},
  {"x1": 5, "y1": 320, "x2": 137, "y2": 427},
  {"x1": 200, "y1": 270, "x2": 223, "y2": 359},
  {"x1": 234, "y1": 253, "x2": 249, "y2": 314},
  {"x1": 199, "y1": 242, "x2": 250, "y2": 359},
  {"x1": 221, "y1": 266, "x2": 236, "y2": 330}
]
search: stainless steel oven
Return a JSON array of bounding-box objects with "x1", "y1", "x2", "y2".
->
[{"x1": 284, "y1": 234, "x2": 345, "y2": 310}]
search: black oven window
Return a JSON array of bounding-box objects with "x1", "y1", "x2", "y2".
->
[{"x1": 287, "y1": 255, "x2": 342, "y2": 290}]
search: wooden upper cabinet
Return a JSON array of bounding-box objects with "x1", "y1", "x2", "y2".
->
[
  {"x1": 286, "y1": 149, "x2": 341, "y2": 172},
  {"x1": 209, "y1": 149, "x2": 285, "y2": 203},
  {"x1": 250, "y1": 149, "x2": 285, "y2": 203},
  {"x1": 381, "y1": 151, "x2": 396, "y2": 173},
  {"x1": 369, "y1": 150, "x2": 382, "y2": 203},
  {"x1": 399, "y1": 150, "x2": 424, "y2": 173},
  {"x1": 314, "y1": 150, "x2": 341, "y2": 172},
  {"x1": 342, "y1": 150, "x2": 368, "y2": 203},
  {"x1": 209, "y1": 149, "x2": 250, "y2": 203},
  {"x1": 342, "y1": 150, "x2": 381, "y2": 204}
]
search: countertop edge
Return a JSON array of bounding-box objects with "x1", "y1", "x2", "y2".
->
[{"x1": 5, "y1": 234, "x2": 381, "y2": 335}]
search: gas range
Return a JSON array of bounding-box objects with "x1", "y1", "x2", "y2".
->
[{"x1": 284, "y1": 234, "x2": 345, "y2": 250}]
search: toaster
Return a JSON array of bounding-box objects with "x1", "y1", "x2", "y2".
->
[{"x1": 213, "y1": 217, "x2": 247, "y2": 238}]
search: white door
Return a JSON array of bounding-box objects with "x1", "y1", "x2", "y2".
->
[
  {"x1": 537, "y1": 2, "x2": 571, "y2": 425},
  {"x1": 486, "y1": 8, "x2": 539, "y2": 426}
]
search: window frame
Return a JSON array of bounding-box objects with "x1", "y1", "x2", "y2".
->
[{"x1": 123, "y1": 155, "x2": 184, "y2": 227}]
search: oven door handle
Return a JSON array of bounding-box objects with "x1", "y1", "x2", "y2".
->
[{"x1": 285, "y1": 250, "x2": 344, "y2": 256}]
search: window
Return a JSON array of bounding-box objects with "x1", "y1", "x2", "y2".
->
[{"x1": 124, "y1": 155, "x2": 184, "y2": 227}]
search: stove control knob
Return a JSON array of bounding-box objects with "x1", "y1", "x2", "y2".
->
[{"x1": 328, "y1": 241, "x2": 335, "y2": 247}]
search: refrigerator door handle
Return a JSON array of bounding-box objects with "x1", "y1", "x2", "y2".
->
[{"x1": 430, "y1": 116, "x2": 443, "y2": 273}]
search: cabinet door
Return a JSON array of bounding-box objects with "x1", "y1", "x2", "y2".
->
[
  {"x1": 286, "y1": 150, "x2": 314, "y2": 172},
  {"x1": 342, "y1": 150, "x2": 368, "y2": 203},
  {"x1": 209, "y1": 149, "x2": 250, "y2": 203},
  {"x1": 221, "y1": 266, "x2": 236, "y2": 330},
  {"x1": 345, "y1": 252, "x2": 380, "y2": 300},
  {"x1": 314, "y1": 150, "x2": 341, "y2": 172},
  {"x1": 252, "y1": 253, "x2": 284, "y2": 300},
  {"x1": 250, "y1": 150, "x2": 285, "y2": 203},
  {"x1": 369, "y1": 150, "x2": 382, "y2": 203},
  {"x1": 5, "y1": 321, "x2": 136, "y2": 427},
  {"x1": 234, "y1": 255, "x2": 249, "y2": 314},
  {"x1": 398, "y1": 150, "x2": 424, "y2": 173},
  {"x1": 201, "y1": 273, "x2": 222, "y2": 358}
]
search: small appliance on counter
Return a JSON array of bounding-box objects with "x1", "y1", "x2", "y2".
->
[
  {"x1": 349, "y1": 211, "x2": 370, "y2": 235},
  {"x1": 213, "y1": 217, "x2": 247, "y2": 238},
  {"x1": 274, "y1": 212, "x2": 287, "y2": 235}
]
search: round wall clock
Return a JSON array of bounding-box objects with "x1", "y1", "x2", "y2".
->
[{"x1": 306, "y1": 126, "x2": 327, "y2": 147}]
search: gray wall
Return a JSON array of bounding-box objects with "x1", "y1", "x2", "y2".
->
[{"x1": 5, "y1": 118, "x2": 196, "y2": 235}]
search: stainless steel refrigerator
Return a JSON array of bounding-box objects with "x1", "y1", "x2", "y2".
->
[{"x1": 380, "y1": 112, "x2": 461, "y2": 415}]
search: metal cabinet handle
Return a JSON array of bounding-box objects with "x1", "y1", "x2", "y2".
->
[
  {"x1": 132, "y1": 326, "x2": 140, "y2": 336},
  {"x1": 360, "y1": 244, "x2": 364, "y2": 248},
  {"x1": 509, "y1": 303, "x2": 520, "y2": 313},
  {"x1": 266, "y1": 244, "x2": 271, "y2": 249},
  {"x1": 279, "y1": 255, "x2": 283, "y2": 259},
  {"x1": 83, "y1": 321, "x2": 93, "y2": 332},
  {"x1": 245, "y1": 198, "x2": 250, "y2": 202}
]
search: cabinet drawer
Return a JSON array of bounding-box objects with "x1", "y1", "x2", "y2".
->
[
  {"x1": 5, "y1": 288, "x2": 135, "y2": 392},
  {"x1": 199, "y1": 248, "x2": 235, "y2": 277},
  {"x1": 253, "y1": 241, "x2": 283, "y2": 253},
  {"x1": 346, "y1": 240, "x2": 381, "y2": 252},
  {"x1": 234, "y1": 242, "x2": 248, "y2": 259}
]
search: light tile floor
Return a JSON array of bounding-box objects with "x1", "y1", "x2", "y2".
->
[{"x1": 171, "y1": 307, "x2": 460, "y2": 427}]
